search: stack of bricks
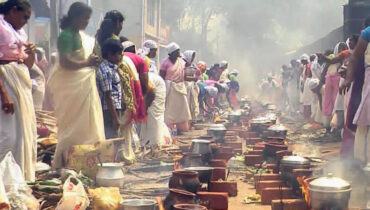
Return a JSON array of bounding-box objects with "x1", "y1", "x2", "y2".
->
[
  {"x1": 195, "y1": 128, "x2": 248, "y2": 210},
  {"x1": 247, "y1": 161, "x2": 314, "y2": 209},
  {"x1": 252, "y1": 173, "x2": 309, "y2": 208}
]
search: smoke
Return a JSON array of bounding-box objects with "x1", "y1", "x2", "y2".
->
[{"x1": 163, "y1": 0, "x2": 348, "y2": 95}]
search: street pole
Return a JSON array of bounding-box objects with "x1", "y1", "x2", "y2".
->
[{"x1": 50, "y1": 0, "x2": 58, "y2": 52}]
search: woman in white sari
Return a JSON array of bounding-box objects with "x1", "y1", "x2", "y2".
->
[
  {"x1": 0, "y1": 0, "x2": 36, "y2": 181},
  {"x1": 139, "y1": 72, "x2": 172, "y2": 148},
  {"x1": 160, "y1": 42, "x2": 191, "y2": 132},
  {"x1": 48, "y1": 2, "x2": 104, "y2": 169}
]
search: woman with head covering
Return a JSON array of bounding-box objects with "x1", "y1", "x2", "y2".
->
[
  {"x1": 0, "y1": 0, "x2": 37, "y2": 181},
  {"x1": 182, "y1": 50, "x2": 200, "y2": 122},
  {"x1": 219, "y1": 60, "x2": 229, "y2": 83},
  {"x1": 48, "y1": 2, "x2": 105, "y2": 169},
  {"x1": 139, "y1": 72, "x2": 172, "y2": 155},
  {"x1": 320, "y1": 42, "x2": 348, "y2": 131},
  {"x1": 196, "y1": 61, "x2": 207, "y2": 81},
  {"x1": 299, "y1": 54, "x2": 314, "y2": 121},
  {"x1": 227, "y1": 69, "x2": 240, "y2": 109},
  {"x1": 117, "y1": 40, "x2": 148, "y2": 163},
  {"x1": 142, "y1": 40, "x2": 158, "y2": 74},
  {"x1": 160, "y1": 42, "x2": 191, "y2": 132}
]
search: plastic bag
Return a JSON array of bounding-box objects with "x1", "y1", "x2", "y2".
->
[
  {"x1": 0, "y1": 152, "x2": 39, "y2": 210},
  {"x1": 88, "y1": 187, "x2": 122, "y2": 210},
  {"x1": 56, "y1": 175, "x2": 89, "y2": 210},
  {"x1": 0, "y1": 179, "x2": 9, "y2": 210}
]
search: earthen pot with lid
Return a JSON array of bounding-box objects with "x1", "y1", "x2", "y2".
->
[{"x1": 163, "y1": 188, "x2": 195, "y2": 210}]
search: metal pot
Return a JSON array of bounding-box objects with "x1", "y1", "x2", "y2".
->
[
  {"x1": 267, "y1": 124, "x2": 288, "y2": 139},
  {"x1": 280, "y1": 155, "x2": 310, "y2": 172},
  {"x1": 308, "y1": 173, "x2": 352, "y2": 210},
  {"x1": 190, "y1": 140, "x2": 212, "y2": 164},
  {"x1": 96, "y1": 163, "x2": 124, "y2": 187},
  {"x1": 120, "y1": 199, "x2": 158, "y2": 210},
  {"x1": 184, "y1": 167, "x2": 214, "y2": 183},
  {"x1": 228, "y1": 110, "x2": 241, "y2": 124},
  {"x1": 265, "y1": 112, "x2": 277, "y2": 124},
  {"x1": 180, "y1": 152, "x2": 203, "y2": 168},
  {"x1": 279, "y1": 155, "x2": 310, "y2": 190},
  {"x1": 238, "y1": 98, "x2": 247, "y2": 107},
  {"x1": 207, "y1": 124, "x2": 226, "y2": 143},
  {"x1": 250, "y1": 117, "x2": 271, "y2": 133}
]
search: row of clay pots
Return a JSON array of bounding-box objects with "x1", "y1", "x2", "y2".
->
[{"x1": 163, "y1": 188, "x2": 208, "y2": 210}]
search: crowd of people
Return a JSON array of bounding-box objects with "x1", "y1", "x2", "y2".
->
[
  {"x1": 0, "y1": 0, "x2": 241, "y2": 181},
  {"x1": 259, "y1": 17, "x2": 370, "y2": 167}
]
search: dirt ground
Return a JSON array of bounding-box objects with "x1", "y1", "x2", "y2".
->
[{"x1": 120, "y1": 115, "x2": 370, "y2": 209}]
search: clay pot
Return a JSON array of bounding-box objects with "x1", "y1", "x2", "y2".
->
[
  {"x1": 169, "y1": 170, "x2": 201, "y2": 193},
  {"x1": 163, "y1": 188, "x2": 195, "y2": 210},
  {"x1": 180, "y1": 153, "x2": 203, "y2": 168},
  {"x1": 173, "y1": 204, "x2": 208, "y2": 210}
]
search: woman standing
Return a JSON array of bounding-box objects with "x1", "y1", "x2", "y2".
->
[
  {"x1": 227, "y1": 69, "x2": 240, "y2": 110},
  {"x1": 0, "y1": 0, "x2": 36, "y2": 181},
  {"x1": 48, "y1": 2, "x2": 104, "y2": 169},
  {"x1": 160, "y1": 42, "x2": 191, "y2": 132},
  {"x1": 93, "y1": 10, "x2": 124, "y2": 62},
  {"x1": 183, "y1": 50, "x2": 200, "y2": 122}
]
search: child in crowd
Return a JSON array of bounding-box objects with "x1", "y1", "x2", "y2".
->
[{"x1": 97, "y1": 38, "x2": 124, "y2": 138}]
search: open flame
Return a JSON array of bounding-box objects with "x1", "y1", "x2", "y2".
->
[
  {"x1": 173, "y1": 154, "x2": 183, "y2": 171},
  {"x1": 297, "y1": 176, "x2": 310, "y2": 205},
  {"x1": 157, "y1": 196, "x2": 164, "y2": 210}
]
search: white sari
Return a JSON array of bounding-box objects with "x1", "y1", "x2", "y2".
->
[
  {"x1": 0, "y1": 62, "x2": 37, "y2": 181},
  {"x1": 48, "y1": 32, "x2": 105, "y2": 169}
]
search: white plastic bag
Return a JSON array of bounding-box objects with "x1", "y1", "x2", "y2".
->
[
  {"x1": 56, "y1": 175, "x2": 89, "y2": 210},
  {"x1": 0, "y1": 178, "x2": 9, "y2": 210},
  {"x1": 0, "y1": 152, "x2": 27, "y2": 191},
  {"x1": 0, "y1": 152, "x2": 39, "y2": 210}
]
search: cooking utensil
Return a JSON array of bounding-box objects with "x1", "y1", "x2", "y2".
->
[
  {"x1": 180, "y1": 153, "x2": 203, "y2": 168},
  {"x1": 120, "y1": 199, "x2": 158, "y2": 210},
  {"x1": 96, "y1": 163, "x2": 124, "y2": 187},
  {"x1": 265, "y1": 112, "x2": 277, "y2": 124},
  {"x1": 250, "y1": 117, "x2": 271, "y2": 133},
  {"x1": 228, "y1": 110, "x2": 241, "y2": 124},
  {"x1": 184, "y1": 167, "x2": 214, "y2": 183},
  {"x1": 207, "y1": 124, "x2": 227, "y2": 143},
  {"x1": 308, "y1": 173, "x2": 351, "y2": 210},
  {"x1": 279, "y1": 155, "x2": 310, "y2": 177},
  {"x1": 279, "y1": 155, "x2": 310, "y2": 193},
  {"x1": 173, "y1": 204, "x2": 207, "y2": 210},
  {"x1": 169, "y1": 170, "x2": 201, "y2": 193},
  {"x1": 267, "y1": 124, "x2": 287, "y2": 139},
  {"x1": 191, "y1": 139, "x2": 212, "y2": 164}
]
